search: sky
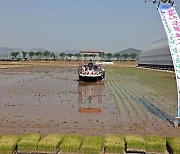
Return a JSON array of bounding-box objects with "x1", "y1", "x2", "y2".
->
[{"x1": 0, "y1": 0, "x2": 180, "y2": 52}]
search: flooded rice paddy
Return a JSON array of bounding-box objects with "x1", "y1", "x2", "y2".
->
[{"x1": 0, "y1": 66, "x2": 179, "y2": 136}]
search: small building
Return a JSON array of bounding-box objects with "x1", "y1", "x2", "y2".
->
[{"x1": 138, "y1": 38, "x2": 174, "y2": 70}]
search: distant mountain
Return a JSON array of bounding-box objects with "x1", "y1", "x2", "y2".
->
[
  {"x1": 0, "y1": 47, "x2": 22, "y2": 55},
  {"x1": 64, "y1": 49, "x2": 79, "y2": 54},
  {"x1": 29, "y1": 48, "x2": 48, "y2": 52},
  {"x1": 117, "y1": 48, "x2": 142, "y2": 59},
  {"x1": 0, "y1": 47, "x2": 22, "y2": 58}
]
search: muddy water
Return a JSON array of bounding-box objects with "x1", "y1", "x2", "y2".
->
[
  {"x1": 0, "y1": 66, "x2": 119, "y2": 135},
  {"x1": 0, "y1": 66, "x2": 180, "y2": 136}
]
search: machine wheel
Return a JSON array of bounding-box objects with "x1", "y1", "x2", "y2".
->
[
  {"x1": 174, "y1": 120, "x2": 179, "y2": 127},
  {"x1": 103, "y1": 72, "x2": 105, "y2": 79}
]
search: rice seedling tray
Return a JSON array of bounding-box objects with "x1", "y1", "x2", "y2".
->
[
  {"x1": 125, "y1": 135, "x2": 146, "y2": 153},
  {"x1": 81, "y1": 136, "x2": 103, "y2": 154},
  {"x1": 104, "y1": 134, "x2": 125, "y2": 154},
  {"x1": 60, "y1": 134, "x2": 83, "y2": 153},
  {"x1": 166, "y1": 137, "x2": 180, "y2": 154},
  {"x1": 105, "y1": 153, "x2": 125, "y2": 154},
  {"x1": 18, "y1": 133, "x2": 41, "y2": 153},
  {"x1": 17, "y1": 152, "x2": 60, "y2": 154},
  {"x1": 0, "y1": 135, "x2": 20, "y2": 154},
  {"x1": 17, "y1": 152, "x2": 38, "y2": 154},
  {"x1": 145, "y1": 135, "x2": 166, "y2": 154},
  {"x1": 37, "y1": 134, "x2": 63, "y2": 153},
  {"x1": 59, "y1": 152, "x2": 81, "y2": 154}
]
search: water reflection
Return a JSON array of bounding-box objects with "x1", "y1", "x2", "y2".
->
[{"x1": 78, "y1": 82, "x2": 104, "y2": 113}]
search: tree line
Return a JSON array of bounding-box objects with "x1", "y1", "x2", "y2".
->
[
  {"x1": 104, "y1": 53, "x2": 137, "y2": 61},
  {"x1": 10, "y1": 51, "x2": 137, "y2": 61}
]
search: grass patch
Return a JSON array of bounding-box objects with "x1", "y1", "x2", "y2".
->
[
  {"x1": 81, "y1": 136, "x2": 103, "y2": 154},
  {"x1": 0, "y1": 135, "x2": 20, "y2": 154},
  {"x1": 104, "y1": 134, "x2": 125, "y2": 153},
  {"x1": 60, "y1": 134, "x2": 83, "y2": 153},
  {"x1": 37, "y1": 134, "x2": 63, "y2": 153},
  {"x1": 125, "y1": 135, "x2": 145, "y2": 151},
  {"x1": 167, "y1": 137, "x2": 180, "y2": 154},
  {"x1": 18, "y1": 133, "x2": 41, "y2": 152},
  {"x1": 146, "y1": 135, "x2": 166, "y2": 153}
]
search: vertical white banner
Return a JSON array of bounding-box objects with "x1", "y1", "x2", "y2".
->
[{"x1": 158, "y1": 4, "x2": 180, "y2": 118}]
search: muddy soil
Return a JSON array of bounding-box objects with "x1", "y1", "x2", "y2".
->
[{"x1": 0, "y1": 66, "x2": 179, "y2": 136}]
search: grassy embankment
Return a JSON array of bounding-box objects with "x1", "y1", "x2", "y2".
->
[
  {"x1": 0, "y1": 60, "x2": 81, "y2": 68},
  {"x1": 0, "y1": 60, "x2": 137, "y2": 69}
]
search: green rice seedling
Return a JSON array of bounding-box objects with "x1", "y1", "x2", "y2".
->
[
  {"x1": 125, "y1": 135, "x2": 146, "y2": 152},
  {"x1": 37, "y1": 134, "x2": 63, "y2": 153},
  {"x1": 18, "y1": 133, "x2": 41, "y2": 152},
  {"x1": 60, "y1": 134, "x2": 83, "y2": 153},
  {"x1": 104, "y1": 134, "x2": 125, "y2": 153},
  {"x1": 167, "y1": 137, "x2": 180, "y2": 154},
  {"x1": 81, "y1": 136, "x2": 103, "y2": 154},
  {"x1": 0, "y1": 135, "x2": 20, "y2": 154},
  {"x1": 146, "y1": 135, "x2": 166, "y2": 153}
]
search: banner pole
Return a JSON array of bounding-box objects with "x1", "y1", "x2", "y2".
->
[{"x1": 158, "y1": 4, "x2": 180, "y2": 126}]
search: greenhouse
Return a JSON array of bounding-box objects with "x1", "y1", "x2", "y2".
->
[{"x1": 138, "y1": 38, "x2": 174, "y2": 70}]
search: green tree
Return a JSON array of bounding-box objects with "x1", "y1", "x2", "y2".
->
[
  {"x1": 43, "y1": 51, "x2": 51, "y2": 60},
  {"x1": 99, "y1": 53, "x2": 105, "y2": 61},
  {"x1": 113, "y1": 53, "x2": 120, "y2": 61},
  {"x1": 28, "y1": 51, "x2": 35, "y2": 59},
  {"x1": 59, "y1": 52, "x2": 66, "y2": 60},
  {"x1": 106, "y1": 53, "x2": 113, "y2": 60},
  {"x1": 92, "y1": 54, "x2": 96, "y2": 60},
  {"x1": 51, "y1": 52, "x2": 57, "y2": 60},
  {"x1": 67, "y1": 53, "x2": 73, "y2": 60},
  {"x1": 83, "y1": 54, "x2": 88, "y2": 61},
  {"x1": 11, "y1": 52, "x2": 19, "y2": 59},
  {"x1": 22, "y1": 51, "x2": 28, "y2": 60},
  {"x1": 74, "y1": 53, "x2": 81, "y2": 60},
  {"x1": 121, "y1": 54, "x2": 129, "y2": 61},
  {"x1": 130, "y1": 53, "x2": 137, "y2": 61},
  {"x1": 36, "y1": 51, "x2": 43, "y2": 60}
]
